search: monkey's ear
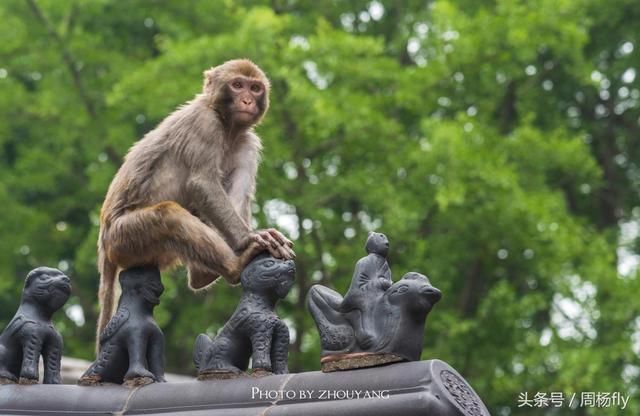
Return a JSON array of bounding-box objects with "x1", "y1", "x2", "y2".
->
[{"x1": 203, "y1": 68, "x2": 218, "y2": 91}]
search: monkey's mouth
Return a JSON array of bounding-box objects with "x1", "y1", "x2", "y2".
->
[{"x1": 234, "y1": 111, "x2": 258, "y2": 120}]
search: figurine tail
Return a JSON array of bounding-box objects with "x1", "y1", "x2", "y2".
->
[
  {"x1": 96, "y1": 245, "x2": 118, "y2": 354},
  {"x1": 193, "y1": 334, "x2": 213, "y2": 370}
]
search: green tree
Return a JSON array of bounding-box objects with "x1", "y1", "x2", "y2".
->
[{"x1": 0, "y1": 1, "x2": 638, "y2": 414}]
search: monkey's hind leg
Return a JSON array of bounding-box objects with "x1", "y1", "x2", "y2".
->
[
  {"x1": 107, "y1": 201, "x2": 257, "y2": 286},
  {"x1": 187, "y1": 265, "x2": 220, "y2": 291},
  {"x1": 187, "y1": 240, "x2": 265, "y2": 289}
]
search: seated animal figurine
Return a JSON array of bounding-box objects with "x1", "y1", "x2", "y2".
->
[
  {"x1": 193, "y1": 254, "x2": 295, "y2": 379},
  {"x1": 0, "y1": 267, "x2": 71, "y2": 384},
  {"x1": 79, "y1": 266, "x2": 165, "y2": 387},
  {"x1": 308, "y1": 270, "x2": 441, "y2": 372}
]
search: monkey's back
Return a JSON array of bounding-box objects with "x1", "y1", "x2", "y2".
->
[{"x1": 100, "y1": 96, "x2": 220, "y2": 227}]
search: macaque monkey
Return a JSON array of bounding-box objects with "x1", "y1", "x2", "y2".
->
[{"x1": 96, "y1": 59, "x2": 294, "y2": 341}]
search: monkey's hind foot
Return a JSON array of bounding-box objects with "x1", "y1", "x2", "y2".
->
[
  {"x1": 228, "y1": 242, "x2": 266, "y2": 282},
  {"x1": 123, "y1": 376, "x2": 155, "y2": 387}
]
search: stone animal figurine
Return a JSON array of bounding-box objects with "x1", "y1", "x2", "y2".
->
[
  {"x1": 0, "y1": 267, "x2": 71, "y2": 385},
  {"x1": 193, "y1": 254, "x2": 295, "y2": 379},
  {"x1": 340, "y1": 231, "x2": 392, "y2": 349},
  {"x1": 308, "y1": 269, "x2": 441, "y2": 372},
  {"x1": 79, "y1": 267, "x2": 165, "y2": 387}
]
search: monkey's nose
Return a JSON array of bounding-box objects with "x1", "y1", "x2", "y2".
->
[{"x1": 242, "y1": 98, "x2": 252, "y2": 105}]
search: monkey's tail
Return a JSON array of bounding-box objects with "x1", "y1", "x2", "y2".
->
[{"x1": 96, "y1": 239, "x2": 118, "y2": 353}]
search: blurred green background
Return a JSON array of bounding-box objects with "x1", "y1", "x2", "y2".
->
[{"x1": 1, "y1": 0, "x2": 639, "y2": 414}]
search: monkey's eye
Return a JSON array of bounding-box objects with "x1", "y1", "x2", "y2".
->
[
  {"x1": 232, "y1": 81, "x2": 243, "y2": 89},
  {"x1": 250, "y1": 84, "x2": 262, "y2": 93}
]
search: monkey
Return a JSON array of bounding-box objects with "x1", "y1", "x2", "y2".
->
[{"x1": 96, "y1": 59, "x2": 295, "y2": 344}]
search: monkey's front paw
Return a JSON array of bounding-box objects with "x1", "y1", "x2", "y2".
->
[
  {"x1": 255, "y1": 230, "x2": 295, "y2": 259},
  {"x1": 259, "y1": 228, "x2": 293, "y2": 248},
  {"x1": 239, "y1": 232, "x2": 270, "y2": 251}
]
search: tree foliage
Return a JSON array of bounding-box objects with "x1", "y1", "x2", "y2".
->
[{"x1": 0, "y1": 1, "x2": 639, "y2": 414}]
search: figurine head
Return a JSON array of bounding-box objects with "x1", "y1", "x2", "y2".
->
[
  {"x1": 119, "y1": 266, "x2": 164, "y2": 305},
  {"x1": 241, "y1": 253, "x2": 296, "y2": 299},
  {"x1": 365, "y1": 232, "x2": 389, "y2": 257},
  {"x1": 386, "y1": 272, "x2": 441, "y2": 315},
  {"x1": 23, "y1": 267, "x2": 71, "y2": 312}
]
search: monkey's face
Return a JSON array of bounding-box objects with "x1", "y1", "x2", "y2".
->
[
  {"x1": 365, "y1": 232, "x2": 389, "y2": 257},
  {"x1": 241, "y1": 255, "x2": 296, "y2": 299},
  {"x1": 205, "y1": 60, "x2": 270, "y2": 127},
  {"x1": 225, "y1": 77, "x2": 268, "y2": 126},
  {"x1": 24, "y1": 269, "x2": 71, "y2": 312}
]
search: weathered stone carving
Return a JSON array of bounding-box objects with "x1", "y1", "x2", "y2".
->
[
  {"x1": 0, "y1": 267, "x2": 71, "y2": 385},
  {"x1": 308, "y1": 233, "x2": 442, "y2": 372},
  {"x1": 340, "y1": 232, "x2": 392, "y2": 350},
  {"x1": 79, "y1": 266, "x2": 165, "y2": 387},
  {"x1": 441, "y1": 369, "x2": 490, "y2": 415},
  {"x1": 0, "y1": 360, "x2": 491, "y2": 415},
  {"x1": 193, "y1": 254, "x2": 295, "y2": 379}
]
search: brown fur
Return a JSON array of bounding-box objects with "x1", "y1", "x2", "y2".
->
[{"x1": 96, "y1": 59, "x2": 293, "y2": 348}]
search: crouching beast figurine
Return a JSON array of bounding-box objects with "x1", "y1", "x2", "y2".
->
[
  {"x1": 193, "y1": 254, "x2": 295, "y2": 379},
  {"x1": 79, "y1": 266, "x2": 165, "y2": 387},
  {"x1": 308, "y1": 271, "x2": 441, "y2": 372},
  {"x1": 0, "y1": 267, "x2": 71, "y2": 384}
]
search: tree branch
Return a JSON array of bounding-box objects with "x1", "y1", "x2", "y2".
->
[
  {"x1": 26, "y1": 0, "x2": 97, "y2": 118},
  {"x1": 457, "y1": 258, "x2": 483, "y2": 317}
]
